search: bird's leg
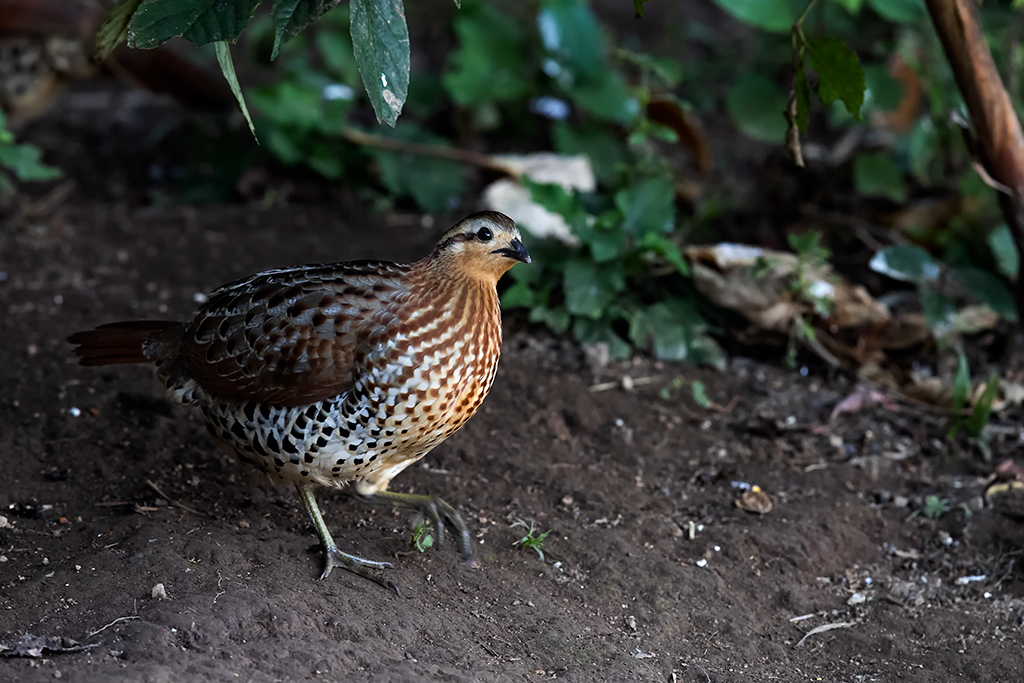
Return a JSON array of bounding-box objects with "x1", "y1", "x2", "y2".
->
[
  {"x1": 295, "y1": 484, "x2": 397, "y2": 592},
  {"x1": 354, "y1": 487, "x2": 473, "y2": 565}
]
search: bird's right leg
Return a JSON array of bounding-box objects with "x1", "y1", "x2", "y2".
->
[{"x1": 295, "y1": 484, "x2": 398, "y2": 593}]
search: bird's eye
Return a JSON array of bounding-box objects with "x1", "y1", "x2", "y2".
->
[{"x1": 476, "y1": 227, "x2": 493, "y2": 241}]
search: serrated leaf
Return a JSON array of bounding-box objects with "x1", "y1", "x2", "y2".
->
[
  {"x1": 95, "y1": 0, "x2": 143, "y2": 61},
  {"x1": 128, "y1": 0, "x2": 261, "y2": 48},
  {"x1": 271, "y1": 0, "x2": 344, "y2": 60},
  {"x1": 615, "y1": 176, "x2": 676, "y2": 236},
  {"x1": 726, "y1": 74, "x2": 788, "y2": 142},
  {"x1": 215, "y1": 41, "x2": 257, "y2": 140},
  {"x1": 807, "y1": 36, "x2": 864, "y2": 119},
  {"x1": 709, "y1": 0, "x2": 794, "y2": 32},
  {"x1": 350, "y1": 0, "x2": 409, "y2": 127}
]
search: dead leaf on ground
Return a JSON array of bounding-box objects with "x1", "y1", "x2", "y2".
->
[
  {"x1": 0, "y1": 634, "x2": 99, "y2": 658},
  {"x1": 647, "y1": 97, "x2": 712, "y2": 175}
]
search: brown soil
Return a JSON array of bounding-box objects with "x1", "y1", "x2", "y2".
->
[{"x1": 2, "y1": 198, "x2": 1024, "y2": 682}]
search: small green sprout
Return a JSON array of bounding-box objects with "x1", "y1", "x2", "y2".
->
[
  {"x1": 922, "y1": 495, "x2": 952, "y2": 519},
  {"x1": 411, "y1": 519, "x2": 435, "y2": 553},
  {"x1": 511, "y1": 518, "x2": 552, "y2": 561}
]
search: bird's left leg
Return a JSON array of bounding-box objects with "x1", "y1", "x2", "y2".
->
[
  {"x1": 353, "y1": 482, "x2": 473, "y2": 565},
  {"x1": 295, "y1": 483, "x2": 397, "y2": 592}
]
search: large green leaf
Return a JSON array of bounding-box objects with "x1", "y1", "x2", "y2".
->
[
  {"x1": 806, "y1": 36, "x2": 864, "y2": 119},
  {"x1": 537, "y1": 0, "x2": 605, "y2": 81},
  {"x1": 350, "y1": 0, "x2": 409, "y2": 127},
  {"x1": 709, "y1": 0, "x2": 795, "y2": 32},
  {"x1": 444, "y1": 2, "x2": 529, "y2": 106},
  {"x1": 988, "y1": 224, "x2": 1020, "y2": 279},
  {"x1": 615, "y1": 177, "x2": 675, "y2": 236},
  {"x1": 628, "y1": 301, "x2": 725, "y2": 366},
  {"x1": 563, "y1": 258, "x2": 624, "y2": 318},
  {"x1": 271, "y1": 0, "x2": 344, "y2": 60},
  {"x1": 128, "y1": 0, "x2": 261, "y2": 48},
  {"x1": 954, "y1": 267, "x2": 1018, "y2": 322},
  {"x1": 0, "y1": 144, "x2": 61, "y2": 181},
  {"x1": 95, "y1": 0, "x2": 143, "y2": 61}
]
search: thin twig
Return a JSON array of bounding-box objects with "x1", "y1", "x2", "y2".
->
[
  {"x1": 86, "y1": 615, "x2": 139, "y2": 639},
  {"x1": 340, "y1": 127, "x2": 512, "y2": 173},
  {"x1": 145, "y1": 480, "x2": 208, "y2": 518}
]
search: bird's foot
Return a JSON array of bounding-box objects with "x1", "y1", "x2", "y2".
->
[
  {"x1": 321, "y1": 546, "x2": 398, "y2": 594},
  {"x1": 357, "y1": 491, "x2": 473, "y2": 565}
]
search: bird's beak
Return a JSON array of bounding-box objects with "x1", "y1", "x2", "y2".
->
[{"x1": 492, "y1": 239, "x2": 531, "y2": 264}]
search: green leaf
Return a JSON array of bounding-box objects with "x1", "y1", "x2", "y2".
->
[
  {"x1": 866, "y1": 0, "x2": 923, "y2": 23},
  {"x1": 628, "y1": 301, "x2": 723, "y2": 365},
  {"x1": 563, "y1": 258, "x2": 624, "y2": 318},
  {"x1": 691, "y1": 380, "x2": 710, "y2": 408},
  {"x1": 639, "y1": 233, "x2": 689, "y2": 275},
  {"x1": 615, "y1": 177, "x2": 675, "y2": 236},
  {"x1": 95, "y1": 0, "x2": 143, "y2": 61},
  {"x1": 568, "y1": 70, "x2": 635, "y2": 123},
  {"x1": 215, "y1": 41, "x2": 257, "y2": 140},
  {"x1": 271, "y1": 0, "x2": 344, "y2": 60},
  {"x1": 830, "y1": 0, "x2": 864, "y2": 11},
  {"x1": 795, "y1": 65, "x2": 810, "y2": 133},
  {"x1": 0, "y1": 144, "x2": 61, "y2": 181},
  {"x1": 709, "y1": 0, "x2": 795, "y2": 32},
  {"x1": 633, "y1": 0, "x2": 651, "y2": 17},
  {"x1": 869, "y1": 245, "x2": 939, "y2": 283},
  {"x1": 128, "y1": 0, "x2": 261, "y2": 48},
  {"x1": 806, "y1": 36, "x2": 864, "y2": 119},
  {"x1": 249, "y1": 81, "x2": 324, "y2": 128},
  {"x1": 954, "y1": 267, "x2": 1018, "y2": 322},
  {"x1": 988, "y1": 224, "x2": 1020, "y2": 279},
  {"x1": 350, "y1": 0, "x2": 409, "y2": 127},
  {"x1": 920, "y1": 288, "x2": 958, "y2": 338},
  {"x1": 853, "y1": 152, "x2": 905, "y2": 203},
  {"x1": 537, "y1": 0, "x2": 605, "y2": 81},
  {"x1": 444, "y1": 2, "x2": 529, "y2": 106},
  {"x1": 726, "y1": 74, "x2": 788, "y2": 142},
  {"x1": 501, "y1": 280, "x2": 536, "y2": 309}
]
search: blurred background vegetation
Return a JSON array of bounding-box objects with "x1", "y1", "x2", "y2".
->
[{"x1": 4, "y1": 0, "x2": 1024, "y2": 406}]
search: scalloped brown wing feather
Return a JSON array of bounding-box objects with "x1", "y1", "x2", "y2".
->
[{"x1": 177, "y1": 261, "x2": 412, "y2": 407}]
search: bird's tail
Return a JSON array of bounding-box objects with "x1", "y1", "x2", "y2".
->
[{"x1": 67, "y1": 321, "x2": 182, "y2": 366}]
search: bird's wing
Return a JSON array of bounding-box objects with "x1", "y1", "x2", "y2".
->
[{"x1": 176, "y1": 261, "x2": 411, "y2": 407}]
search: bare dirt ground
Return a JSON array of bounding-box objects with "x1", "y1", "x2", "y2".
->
[{"x1": 2, "y1": 197, "x2": 1024, "y2": 682}]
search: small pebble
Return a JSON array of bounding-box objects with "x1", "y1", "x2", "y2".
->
[
  {"x1": 152, "y1": 583, "x2": 168, "y2": 600},
  {"x1": 68, "y1": 407, "x2": 81, "y2": 417},
  {"x1": 695, "y1": 558, "x2": 708, "y2": 568}
]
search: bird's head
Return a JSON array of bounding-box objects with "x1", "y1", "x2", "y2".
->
[{"x1": 429, "y1": 211, "x2": 531, "y2": 284}]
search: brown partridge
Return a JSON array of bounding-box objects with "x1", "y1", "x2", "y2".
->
[
  {"x1": 68, "y1": 212, "x2": 530, "y2": 590},
  {"x1": 0, "y1": 0, "x2": 233, "y2": 125}
]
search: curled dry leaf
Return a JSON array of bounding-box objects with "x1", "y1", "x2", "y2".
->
[{"x1": 646, "y1": 97, "x2": 712, "y2": 175}]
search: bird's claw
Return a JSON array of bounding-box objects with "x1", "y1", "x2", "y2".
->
[{"x1": 359, "y1": 491, "x2": 473, "y2": 565}]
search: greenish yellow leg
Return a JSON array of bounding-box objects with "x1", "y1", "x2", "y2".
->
[
  {"x1": 355, "y1": 490, "x2": 473, "y2": 565},
  {"x1": 296, "y1": 484, "x2": 397, "y2": 592}
]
